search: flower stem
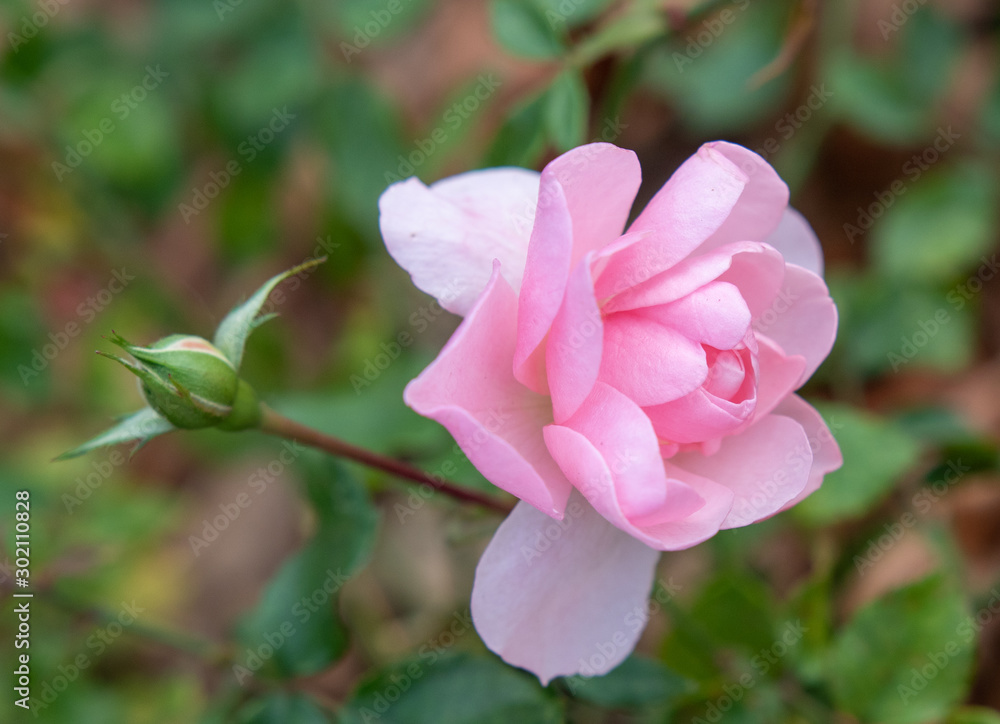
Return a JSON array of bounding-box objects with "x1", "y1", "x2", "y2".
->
[{"x1": 258, "y1": 405, "x2": 513, "y2": 515}]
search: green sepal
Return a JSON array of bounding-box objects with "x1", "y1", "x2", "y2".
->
[
  {"x1": 106, "y1": 333, "x2": 243, "y2": 429},
  {"x1": 216, "y1": 378, "x2": 262, "y2": 431},
  {"x1": 213, "y1": 258, "x2": 326, "y2": 369},
  {"x1": 54, "y1": 407, "x2": 175, "y2": 461},
  {"x1": 112, "y1": 333, "x2": 239, "y2": 407}
]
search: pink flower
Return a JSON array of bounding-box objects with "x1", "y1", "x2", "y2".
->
[{"x1": 379, "y1": 142, "x2": 841, "y2": 683}]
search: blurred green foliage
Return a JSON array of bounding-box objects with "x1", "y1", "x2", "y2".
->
[{"x1": 2, "y1": 0, "x2": 1000, "y2": 721}]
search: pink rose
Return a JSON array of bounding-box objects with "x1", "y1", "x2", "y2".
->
[{"x1": 379, "y1": 142, "x2": 841, "y2": 683}]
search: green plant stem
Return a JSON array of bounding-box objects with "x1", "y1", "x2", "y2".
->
[{"x1": 258, "y1": 405, "x2": 513, "y2": 515}]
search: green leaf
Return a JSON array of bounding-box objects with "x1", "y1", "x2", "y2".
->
[
  {"x1": 643, "y1": 1, "x2": 792, "y2": 133},
  {"x1": 211, "y1": 25, "x2": 322, "y2": 133},
  {"x1": 784, "y1": 574, "x2": 834, "y2": 686},
  {"x1": 828, "y1": 52, "x2": 929, "y2": 143},
  {"x1": 829, "y1": 575, "x2": 974, "y2": 724},
  {"x1": 213, "y1": 258, "x2": 326, "y2": 369},
  {"x1": 794, "y1": 403, "x2": 921, "y2": 526},
  {"x1": 898, "y1": 7, "x2": 963, "y2": 100},
  {"x1": 661, "y1": 572, "x2": 783, "y2": 685},
  {"x1": 561, "y1": 655, "x2": 692, "y2": 710},
  {"x1": 217, "y1": 168, "x2": 278, "y2": 264},
  {"x1": 948, "y1": 708, "x2": 1000, "y2": 724},
  {"x1": 830, "y1": 7, "x2": 960, "y2": 144},
  {"x1": 54, "y1": 407, "x2": 175, "y2": 461},
  {"x1": 571, "y1": 7, "x2": 665, "y2": 66},
  {"x1": 545, "y1": 69, "x2": 588, "y2": 152},
  {"x1": 872, "y1": 163, "x2": 999, "y2": 285},
  {"x1": 236, "y1": 457, "x2": 378, "y2": 678},
  {"x1": 659, "y1": 608, "x2": 722, "y2": 684},
  {"x1": 55, "y1": 63, "x2": 181, "y2": 206},
  {"x1": 981, "y1": 76, "x2": 1000, "y2": 148},
  {"x1": 689, "y1": 573, "x2": 778, "y2": 656},
  {"x1": 328, "y1": 0, "x2": 431, "y2": 43},
  {"x1": 318, "y1": 79, "x2": 408, "y2": 235},
  {"x1": 671, "y1": 679, "x2": 787, "y2": 724},
  {"x1": 485, "y1": 92, "x2": 548, "y2": 168},
  {"x1": 340, "y1": 654, "x2": 562, "y2": 724},
  {"x1": 491, "y1": 0, "x2": 565, "y2": 59},
  {"x1": 894, "y1": 407, "x2": 977, "y2": 447},
  {"x1": 234, "y1": 692, "x2": 331, "y2": 724},
  {"x1": 530, "y1": 0, "x2": 612, "y2": 29},
  {"x1": 824, "y1": 273, "x2": 975, "y2": 379},
  {"x1": 0, "y1": 289, "x2": 50, "y2": 401}
]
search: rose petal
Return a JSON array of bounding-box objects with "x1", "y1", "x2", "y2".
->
[
  {"x1": 599, "y1": 312, "x2": 708, "y2": 407},
  {"x1": 542, "y1": 382, "x2": 734, "y2": 549},
  {"x1": 545, "y1": 418, "x2": 734, "y2": 549},
  {"x1": 514, "y1": 177, "x2": 573, "y2": 394},
  {"x1": 549, "y1": 143, "x2": 642, "y2": 263},
  {"x1": 604, "y1": 242, "x2": 784, "y2": 316},
  {"x1": 554, "y1": 382, "x2": 704, "y2": 521},
  {"x1": 547, "y1": 255, "x2": 604, "y2": 423},
  {"x1": 642, "y1": 281, "x2": 751, "y2": 350},
  {"x1": 670, "y1": 414, "x2": 812, "y2": 529},
  {"x1": 773, "y1": 394, "x2": 843, "y2": 509},
  {"x1": 471, "y1": 492, "x2": 660, "y2": 685},
  {"x1": 380, "y1": 169, "x2": 540, "y2": 315},
  {"x1": 514, "y1": 145, "x2": 641, "y2": 393},
  {"x1": 405, "y1": 261, "x2": 572, "y2": 517},
  {"x1": 644, "y1": 388, "x2": 754, "y2": 445},
  {"x1": 752, "y1": 264, "x2": 837, "y2": 384},
  {"x1": 691, "y1": 142, "x2": 789, "y2": 256},
  {"x1": 595, "y1": 144, "x2": 749, "y2": 297},
  {"x1": 763, "y1": 207, "x2": 825, "y2": 277},
  {"x1": 716, "y1": 244, "x2": 786, "y2": 318},
  {"x1": 754, "y1": 335, "x2": 806, "y2": 420}
]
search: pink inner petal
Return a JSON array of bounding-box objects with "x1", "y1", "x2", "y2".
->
[
  {"x1": 547, "y1": 255, "x2": 604, "y2": 423},
  {"x1": 599, "y1": 312, "x2": 708, "y2": 408},
  {"x1": 641, "y1": 281, "x2": 751, "y2": 350},
  {"x1": 405, "y1": 261, "x2": 573, "y2": 517}
]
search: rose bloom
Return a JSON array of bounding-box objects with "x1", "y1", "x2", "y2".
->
[{"x1": 379, "y1": 142, "x2": 841, "y2": 683}]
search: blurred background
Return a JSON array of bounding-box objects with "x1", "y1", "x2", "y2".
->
[{"x1": 2, "y1": 0, "x2": 1000, "y2": 721}]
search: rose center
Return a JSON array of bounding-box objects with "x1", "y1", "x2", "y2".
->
[{"x1": 702, "y1": 348, "x2": 745, "y2": 401}]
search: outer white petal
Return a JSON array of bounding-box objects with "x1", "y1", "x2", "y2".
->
[
  {"x1": 763, "y1": 207, "x2": 825, "y2": 277},
  {"x1": 471, "y1": 492, "x2": 660, "y2": 685},
  {"x1": 379, "y1": 168, "x2": 540, "y2": 316}
]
